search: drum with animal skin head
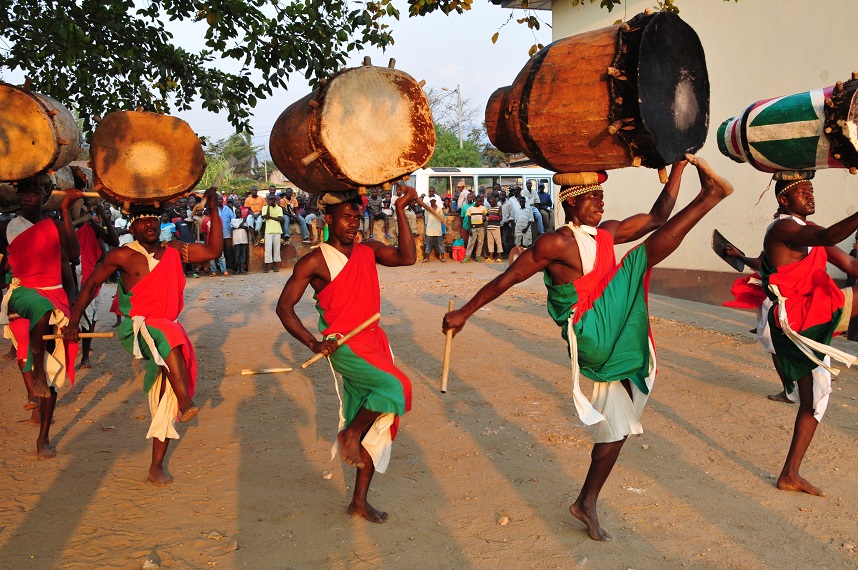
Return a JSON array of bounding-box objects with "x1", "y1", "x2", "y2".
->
[
  {"x1": 269, "y1": 60, "x2": 435, "y2": 193},
  {"x1": 485, "y1": 11, "x2": 709, "y2": 174},
  {"x1": 89, "y1": 110, "x2": 206, "y2": 206}
]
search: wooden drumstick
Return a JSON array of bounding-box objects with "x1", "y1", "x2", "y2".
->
[
  {"x1": 440, "y1": 299, "x2": 454, "y2": 394},
  {"x1": 416, "y1": 198, "x2": 446, "y2": 223},
  {"x1": 51, "y1": 190, "x2": 101, "y2": 198},
  {"x1": 241, "y1": 367, "x2": 293, "y2": 375},
  {"x1": 42, "y1": 332, "x2": 115, "y2": 340},
  {"x1": 301, "y1": 312, "x2": 381, "y2": 369}
]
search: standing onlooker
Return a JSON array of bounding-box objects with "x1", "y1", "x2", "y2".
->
[
  {"x1": 392, "y1": 186, "x2": 418, "y2": 239},
  {"x1": 460, "y1": 192, "x2": 475, "y2": 245},
  {"x1": 262, "y1": 194, "x2": 284, "y2": 272},
  {"x1": 422, "y1": 197, "x2": 445, "y2": 263},
  {"x1": 537, "y1": 183, "x2": 553, "y2": 232},
  {"x1": 175, "y1": 210, "x2": 198, "y2": 277},
  {"x1": 463, "y1": 196, "x2": 487, "y2": 263},
  {"x1": 514, "y1": 195, "x2": 534, "y2": 247},
  {"x1": 485, "y1": 195, "x2": 504, "y2": 263},
  {"x1": 455, "y1": 180, "x2": 470, "y2": 210},
  {"x1": 114, "y1": 213, "x2": 134, "y2": 247},
  {"x1": 499, "y1": 191, "x2": 515, "y2": 254},
  {"x1": 159, "y1": 213, "x2": 176, "y2": 243},
  {"x1": 366, "y1": 188, "x2": 390, "y2": 239},
  {"x1": 218, "y1": 196, "x2": 235, "y2": 272},
  {"x1": 231, "y1": 206, "x2": 249, "y2": 274}
]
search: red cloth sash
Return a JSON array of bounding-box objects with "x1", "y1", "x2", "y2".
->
[
  {"x1": 76, "y1": 223, "x2": 102, "y2": 296},
  {"x1": 7, "y1": 219, "x2": 76, "y2": 382},
  {"x1": 571, "y1": 229, "x2": 618, "y2": 324},
  {"x1": 315, "y1": 244, "x2": 412, "y2": 438},
  {"x1": 724, "y1": 274, "x2": 767, "y2": 309},
  {"x1": 768, "y1": 246, "x2": 844, "y2": 333},
  {"x1": 127, "y1": 246, "x2": 197, "y2": 396}
]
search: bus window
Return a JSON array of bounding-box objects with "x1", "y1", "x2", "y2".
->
[
  {"x1": 500, "y1": 175, "x2": 523, "y2": 191},
  {"x1": 477, "y1": 176, "x2": 499, "y2": 193},
  {"x1": 452, "y1": 176, "x2": 473, "y2": 201},
  {"x1": 429, "y1": 176, "x2": 450, "y2": 197}
]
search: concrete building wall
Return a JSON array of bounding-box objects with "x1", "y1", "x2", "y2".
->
[{"x1": 548, "y1": 0, "x2": 858, "y2": 276}]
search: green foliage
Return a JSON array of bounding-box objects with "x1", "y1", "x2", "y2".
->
[
  {"x1": 428, "y1": 125, "x2": 481, "y2": 168},
  {"x1": 0, "y1": 0, "x2": 400, "y2": 135}
]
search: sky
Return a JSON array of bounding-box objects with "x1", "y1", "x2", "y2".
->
[{"x1": 171, "y1": 1, "x2": 555, "y2": 158}]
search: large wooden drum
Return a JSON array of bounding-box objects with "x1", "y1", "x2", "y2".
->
[
  {"x1": 485, "y1": 11, "x2": 709, "y2": 173},
  {"x1": 269, "y1": 60, "x2": 435, "y2": 193},
  {"x1": 0, "y1": 82, "x2": 81, "y2": 182},
  {"x1": 717, "y1": 74, "x2": 858, "y2": 173},
  {"x1": 90, "y1": 110, "x2": 206, "y2": 205}
]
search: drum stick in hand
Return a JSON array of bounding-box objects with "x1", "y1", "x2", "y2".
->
[
  {"x1": 42, "y1": 332, "x2": 115, "y2": 340},
  {"x1": 241, "y1": 367, "x2": 293, "y2": 375},
  {"x1": 441, "y1": 299, "x2": 454, "y2": 393},
  {"x1": 51, "y1": 190, "x2": 101, "y2": 198},
  {"x1": 301, "y1": 312, "x2": 381, "y2": 369}
]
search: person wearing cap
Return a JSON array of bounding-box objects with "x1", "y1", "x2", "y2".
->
[
  {"x1": 276, "y1": 186, "x2": 419, "y2": 523},
  {"x1": 261, "y1": 193, "x2": 284, "y2": 272},
  {"x1": 64, "y1": 186, "x2": 223, "y2": 486},
  {"x1": 444, "y1": 156, "x2": 732, "y2": 540},
  {"x1": 758, "y1": 175, "x2": 858, "y2": 497},
  {"x1": 0, "y1": 174, "x2": 81, "y2": 457},
  {"x1": 455, "y1": 180, "x2": 470, "y2": 210}
]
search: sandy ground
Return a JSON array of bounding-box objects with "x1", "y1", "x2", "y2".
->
[{"x1": 1, "y1": 261, "x2": 857, "y2": 570}]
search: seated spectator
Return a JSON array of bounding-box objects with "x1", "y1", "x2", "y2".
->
[
  {"x1": 366, "y1": 187, "x2": 390, "y2": 239},
  {"x1": 244, "y1": 186, "x2": 266, "y2": 243},
  {"x1": 279, "y1": 188, "x2": 311, "y2": 243}
]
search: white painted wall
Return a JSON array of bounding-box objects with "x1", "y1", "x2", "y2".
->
[{"x1": 548, "y1": 0, "x2": 858, "y2": 274}]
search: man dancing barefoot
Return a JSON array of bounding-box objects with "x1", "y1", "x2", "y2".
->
[
  {"x1": 276, "y1": 187, "x2": 418, "y2": 523},
  {"x1": 443, "y1": 156, "x2": 732, "y2": 540},
  {"x1": 64, "y1": 187, "x2": 223, "y2": 485},
  {"x1": 760, "y1": 176, "x2": 858, "y2": 496},
  {"x1": 0, "y1": 175, "x2": 80, "y2": 457}
]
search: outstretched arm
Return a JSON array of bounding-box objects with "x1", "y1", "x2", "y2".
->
[
  {"x1": 769, "y1": 212, "x2": 858, "y2": 249},
  {"x1": 275, "y1": 254, "x2": 339, "y2": 356},
  {"x1": 600, "y1": 161, "x2": 686, "y2": 244},
  {"x1": 442, "y1": 233, "x2": 563, "y2": 336},
  {"x1": 826, "y1": 245, "x2": 858, "y2": 279},
  {"x1": 724, "y1": 245, "x2": 763, "y2": 271},
  {"x1": 63, "y1": 249, "x2": 124, "y2": 342},
  {"x1": 367, "y1": 186, "x2": 418, "y2": 267}
]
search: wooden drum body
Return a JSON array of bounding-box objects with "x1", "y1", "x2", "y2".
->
[
  {"x1": 717, "y1": 75, "x2": 858, "y2": 173},
  {"x1": 486, "y1": 11, "x2": 709, "y2": 173},
  {"x1": 90, "y1": 110, "x2": 206, "y2": 205},
  {"x1": 270, "y1": 62, "x2": 435, "y2": 193},
  {"x1": 0, "y1": 82, "x2": 81, "y2": 182}
]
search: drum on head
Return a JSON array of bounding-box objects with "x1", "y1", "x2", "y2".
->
[
  {"x1": 90, "y1": 110, "x2": 206, "y2": 206},
  {"x1": 485, "y1": 11, "x2": 709, "y2": 174},
  {"x1": 269, "y1": 60, "x2": 435, "y2": 194},
  {"x1": 0, "y1": 82, "x2": 81, "y2": 182}
]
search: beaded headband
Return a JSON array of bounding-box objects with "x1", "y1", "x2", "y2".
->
[
  {"x1": 559, "y1": 184, "x2": 603, "y2": 203},
  {"x1": 776, "y1": 179, "x2": 810, "y2": 198}
]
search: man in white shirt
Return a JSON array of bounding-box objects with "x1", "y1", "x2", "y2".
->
[{"x1": 422, "y1": 197, "x2": 445, "y2": 262}]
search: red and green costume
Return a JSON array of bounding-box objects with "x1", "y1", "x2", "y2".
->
[
  {"x1": 544, "y1": 229, "x2": 654, "y2": 428},
  {"x1": 314, "y1": 244, "x2": 411, "y2": 440},
  {"x1": 1, "y1": 218, "x2": 77, "y2": 385},
  {"x1": 761, "y1": 245, "x2": 848, "y2": 390},
  {"x1": 116, "y1": 244, "x2": 197, "y2": 397}
]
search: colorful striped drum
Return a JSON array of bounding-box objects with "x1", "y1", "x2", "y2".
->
[{"x1": 718, "y1": 77, "x2": 858, "y2": 173}]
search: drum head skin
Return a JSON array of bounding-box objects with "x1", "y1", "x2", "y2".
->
[
  {"x1": 636, "y1": 11, "x2": 710, "y2": 165},
  {"x1": 318, "y1": 66, "x2": 435, "y2": 186},
  {"x1": 91, "y1": 111, "x2": 205, "y2": 204}
]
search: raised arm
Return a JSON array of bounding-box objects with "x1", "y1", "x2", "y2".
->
[
  {"x1": 600, "y1": 161, "x2": 686, "y2": 244},
  {"x1": 275, "y1": 254, "x2": 339, "y2": 357},
  {"x1": 92, "y1": 204, "x2": 120, "y2": 247},
  {"x1": 768, "y1": 212, "x2": 858, "y2": 249},
  {"x1": 367, "y1": 186, "x2": 418, "y2": 267},
  {"x1": 442, "y1": 232, "x2": 563, "y2": 336},
  {"x1": 57, "y1": 190, "x2": 83, "y2": 263}
]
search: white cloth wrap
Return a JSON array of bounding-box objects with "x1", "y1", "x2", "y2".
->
[
  {"x1": 320, "y1": 242, "x2": 395, "y2": 473},
  {"x1": 565, "y1": 223, "x2": 657, "y2": 443}
]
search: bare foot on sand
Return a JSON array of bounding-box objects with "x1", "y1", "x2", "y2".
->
[
  {"x1": 28, "y1": 408, "x2": 41, "y2": 424},
  {"x1": 767, "y1": 391, "x2": 794, "y2": 403},
  {"x1": 37, "y1": 439, "x2": 56, "y2": 460},
  {"x1": 570, "y1": 502, "x2": 611, "y2": 541},
  {"x1": 348, "y1": 501, "x2": 389, "y2": 523},
  {"x1": 3, "y1": 346, "x2": 15, "y2": 361},
  {"x1": 685, "y1": 154, "x2": 734, "y2": 200},
  {"x1": 148, "y1": 466, "x2": 174, "y2": 487},
  {"x1": 337, "y1": 429, "x2": 366, "y2": 469},
  {"x1": 32, "y1": 374, "x2": 51, "y2": 398},
  {"x1": 23, "y1": 397, "x2": 38, "y2": 411},
  {"x1": 180, "y1": 406, "x2": 199, "y2": 423},
  {"x1": 777, "y1": 474, "x2": 825, "y2": 497},
  {"x1": 77, "y1": 358, "x2": 91, "y2": 370}
]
